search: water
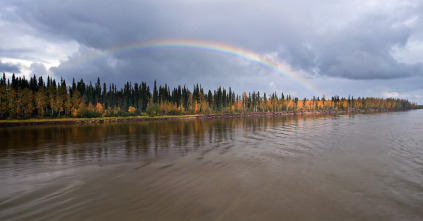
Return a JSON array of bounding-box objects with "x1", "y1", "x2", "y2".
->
[{"x1": 1, "y1": 110, "x2": 423, "y2": 220}]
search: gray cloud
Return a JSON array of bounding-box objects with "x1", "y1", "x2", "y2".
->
[
  {"x1": 0, "y1": 60, "x2": 21, "y2": 73},
  {"x1": 51, "y1": 44, "x2": 269, "y2": 91},
  {"x1": 50, "y1": 45, "x2": 120, "y2": 83},
  {"x1": 311, "y1": 14, "x2": 421, "y2": 79},
  {"x1": 9, "y1": 0, "x2": 421, "y2": 79},
  {"x1": 29, "y1": 62, "x2": 48, "y2": 76},
  {"x1": 12, "y1": 0, "x2": 161, "y2": 48},
  {"x1": 0, "y1": 48, "x2": 35, "y2": 56}
]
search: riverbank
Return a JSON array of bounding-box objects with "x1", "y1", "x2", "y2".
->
[
  {"x1": 0, "y1": 115, "x2": 199, "y2": 127},
  {"x1": 0, "y1": 108, "x2": 408, "y2": 127}
]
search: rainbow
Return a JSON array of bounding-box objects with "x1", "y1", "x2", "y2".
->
[{"x1": 59, "y1": 39, "x2": 321, "y2": 95}]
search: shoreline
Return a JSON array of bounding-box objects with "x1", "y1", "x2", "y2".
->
[{"x1": 0, "y1": 108, "x2": 411, "y2": 127}]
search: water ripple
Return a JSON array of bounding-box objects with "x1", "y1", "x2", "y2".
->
[{"x1": 1, "y1": 111, "x2": 423, "y2": 220}]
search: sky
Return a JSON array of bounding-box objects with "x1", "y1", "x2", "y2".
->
[{"x1": 0, "y1": 0, "x2": 422, "y2": 104}]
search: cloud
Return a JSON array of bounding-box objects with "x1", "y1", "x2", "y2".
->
[
  {"x1": 381, "y1": 90, "x2": 423, "y2": 102},
  {"x1": 51, "y1": 44, "x2": 272, "y2": 87},
  {"x1": 0, "y1": 60, "x2": 21, "y2": 73},
  {"x1": 280, "y1": 13, "x2": 423, "y2": 79},
  {"x1": 1, "y1": 0, "x2": 423, "y2": 103},
  {"x1": 6, "y1": 1, "x2": 423, "y2": 75},
  {"x1": 50, "y1": 45, "x2": 119, "y2": 82},
  {"x1": 392, "y1": 37, "x2": 423, "y2": 65},
  {"x1": 29, "y1": 62, "x2": 48, "y2": 76},
  {"x1": 382, "y1": 91, "x2": 400, "y2": 98}
]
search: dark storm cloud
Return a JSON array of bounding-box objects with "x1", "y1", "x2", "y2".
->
[
  {"x1": 3, "y1": 0, "x2": 423, "y2": 83},
  {"x1": 12, "y1": 0, "x2": 162, "y2": 48},
  {"x1": 52, "y1": 45, "x2": 263, "y2": 90},
  {"x1": 0, "y1": 60, "x2": 21, "y2": 73},
  {"x1": 50, "y1": 45, "x2": 120, "y2": 83}
]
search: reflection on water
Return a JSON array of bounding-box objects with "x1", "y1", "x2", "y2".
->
[
  {"x1": 1, "y1": 111, "x2": 423, "y2": 220},
  {"x1": 0, "y1": 114, "x2": 328, "y2": 167}
]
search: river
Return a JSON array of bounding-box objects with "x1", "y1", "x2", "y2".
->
[{"x1": 1, "y1": 110, "x2": 423, "y2": 220}]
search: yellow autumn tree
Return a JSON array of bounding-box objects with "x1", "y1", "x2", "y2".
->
[
  {"x1": 96, "y1": 103, "x2": 104, "y2": 114},
  {"x1": 128, "y1": 106, "x2": 136, "y2": 114}
]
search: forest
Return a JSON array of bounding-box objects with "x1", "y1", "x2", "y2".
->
[{"x1": 0, "y1": 73, "x2": 417, "y2": 119}]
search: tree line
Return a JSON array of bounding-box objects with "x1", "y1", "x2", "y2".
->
[{"x1": 0, "y1": 73, "x2": 417, "y2": 119}]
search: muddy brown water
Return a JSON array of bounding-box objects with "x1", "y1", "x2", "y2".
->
[{"x1": 1, "y1": 110, "x2": 423, "y2": 220}]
